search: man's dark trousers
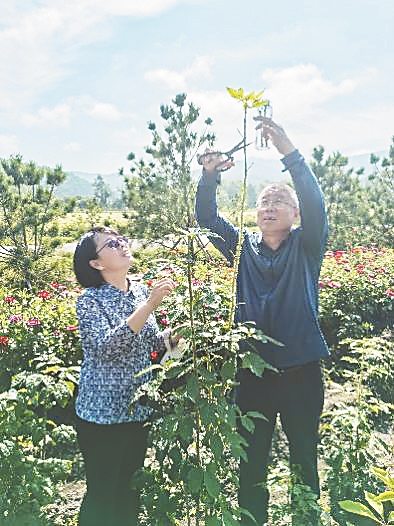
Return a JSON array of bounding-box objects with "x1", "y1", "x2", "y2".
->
[{"x1": 237, "y1": 360, "x2": 324, "y2": 526}]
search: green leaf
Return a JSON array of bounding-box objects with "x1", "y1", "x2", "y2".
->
[
  {"x1": 209, "y1": 433, "x2": 223, "y2": 462},
  {"x1": 241, "y1": 352, "x2": 268, "y2": 377},
  {"x1": 223, "y1": 510, "x2": 239, "y2": 526},
  {"x1": 221, "y1": 360, "x2": 236, "y2": 381},
  {"x1": 206, "y1": 516, "x2": 221, "y2": 526},
  {"x1": 204, "y1": 470, "x2": 220, "y2": 499},
  {"x1": 339, "y1": 501, "x2": 381, "y2": 523},
  {"x1": 186, "y1": 375, "x2": 200, "y2": 401},
  {"x1": 375, "y1": 490, "x2": 394, "y2": 503},
  {"x1": 186, "y1": 466, "x2": 204, "y2": 494},
  {"x1": 240, "y1": 415, "x2": 255, "y2": 433},
  {"x1": 365, "y1": 491, "x2": 384, "y2": 518}
]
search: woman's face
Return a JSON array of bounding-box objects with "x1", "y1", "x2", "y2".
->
[{"x1": 90, "y1": 232, "x2": 132, "y2": 274}]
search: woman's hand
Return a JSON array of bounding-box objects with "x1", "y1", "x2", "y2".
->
[{"x1": 147, "y1": 278, "x2": 176, "y2": 309}]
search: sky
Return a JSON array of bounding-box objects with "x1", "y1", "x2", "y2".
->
[{"x1": 1, "y1": 0, "x2": 393, "y2": 175}]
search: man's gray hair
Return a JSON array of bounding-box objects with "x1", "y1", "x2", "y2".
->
[{"x1": 256, "y1": 184, "x2": 299, "y2": 209}]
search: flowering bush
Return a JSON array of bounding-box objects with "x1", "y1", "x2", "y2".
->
[
  {"x1": 0, "y1": 279, "x2": 82, "y2": 524},
  {"x1": 319, "y1": 247, "x2": 394, "y2": 349}
]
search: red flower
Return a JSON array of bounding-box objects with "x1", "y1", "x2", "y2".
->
[
  {"x1": 49, "y1": 281, "x2": 61, "y2": 288},
  {"x1": 0, "y1": 336, "x2": 9, "y2": 346},
  {"x1": 160, "y1": 318, "x2": 170, "y2": 327},
  {"x1": 65, "y1": 325, "x2": 78, "y2": 332},
  {"x1": 146, "y1": 279, "x2": 153, "y2": 287},
  {"x1": 4, "y1": 296, "x2": 16, "y2": 304},
  {"x1": 318, "y1": 281, "x2": 325, "y2": 288},
  {"x1": 52, "y1": 330, "x2": 61, "y2": 337},
  {"x1": 37, "y1": 290, "x2": 52, "y2": 299},
  {"x1": 385, "y1": 289, "x2": 394, "y2": 298},
  {"x1": 150, "y1": 351, "x2": 159, "y2": 361},
  {"x1": 334, "y1": 250, "x2": 346, "y2": 258},
  {"x1": 26, "y1": 318, "x2": 41, "y2": 327}
]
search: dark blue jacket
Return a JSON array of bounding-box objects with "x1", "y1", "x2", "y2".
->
[{"x1": 195, "y1": 150, "x2": 329, "y2": 368}]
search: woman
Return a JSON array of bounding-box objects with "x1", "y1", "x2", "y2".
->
[{"x1": 73, "y1": 226, "x2": 178, "y2": 526}]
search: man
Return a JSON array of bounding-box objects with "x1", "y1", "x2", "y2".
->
[{"x1": 195, "y1": 117, "x2": 329, "y2": 525}]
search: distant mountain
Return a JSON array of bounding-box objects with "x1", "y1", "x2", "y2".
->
[
  {"x1": 56, "y1": 171, "x2": 123, "y2": 198},
  {"x1": 57, "y1": 150, "x2": 388, "y2": 198}
]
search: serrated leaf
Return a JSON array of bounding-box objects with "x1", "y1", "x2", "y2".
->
[
  {"x1": 339, "y1": 500, "x2": 380, "y2": 522},
  {"x1": 204, "y1": 470, "x2": 220, "y2": 498}
]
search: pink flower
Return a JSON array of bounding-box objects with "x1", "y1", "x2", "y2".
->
[
  {"x1": 159, "y1": 309, "x2": 168, "y2": 316},
  {"x1": 64, "y1": 325, "x2": 78, "y2": 332},
  {"x1": 327, "y1": 280, "x2": 342, "y2": 289},
  {"x1": 9, "y1": 314, "x2": 23, "y2": 324},
  {"x1": 37, "y1": 290, "x2": 52, "y2": 299},
  {"x1": 52, "y1": 330, "x2": 61, "y2": 337},
  {"x1": 160, "y1": 318, "x2": 170, "y2": 327},
  {"x1": 26, "y1": 318, "x2": 41, "y2": 327},
  {"x1": 4, "y1": 296, "x2": 16, "y2": 304},
  {"x1": 49, "y1": 281, "x2": 61, "y2": 288},
  {"x1": 385, "y1": 289, "x2": 394, "y2": 298}
]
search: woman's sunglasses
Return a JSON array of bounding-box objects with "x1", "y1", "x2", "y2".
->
[{"x1": 96, "y1": 236, "x2": 129, "y2": 255}]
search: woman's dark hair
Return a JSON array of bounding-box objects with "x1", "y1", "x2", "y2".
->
[{"x1": 73, "y1": 227, "x2": 119, "y2": 288}]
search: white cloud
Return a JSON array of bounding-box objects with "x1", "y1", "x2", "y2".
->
[
  {"x1": 144, "y1": 55, "x2": 213, "y2": 91},
  {"x1": 85, "y1": 102, "x2": 122, "y2": 121},
  {"x1": 66, "y1": 0, "x2": 208, "y2": 17},
  {"x1": 0, "y1": 134, "x2": 19, "y2": 156},
  {"x1": 261, "y1": 64, "x2": 372, "y2": 120},
  {"x1": 64, "y1": 142, "x2": 80, "y2": 152},
  {"x1": 21, "y1": 104, "x2": 72, "y2": 128}
]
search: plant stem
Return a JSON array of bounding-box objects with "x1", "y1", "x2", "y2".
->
[{"x1": 227, "y1": 106, "x2": 249, "y2": 329}]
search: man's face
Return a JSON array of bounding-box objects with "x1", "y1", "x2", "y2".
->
[{"x1": 256, "y1": 189, "x2": 299, "y2": 234}]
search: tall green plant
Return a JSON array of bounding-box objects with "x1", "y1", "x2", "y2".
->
[
  {"x1": 121, "y1": 93, "x2": 215, "y2": 240},
  {"x1": 0, "y1": 155, "x2": 73, "y2": 288},
  {"x1": 225, "y1": 87, "x2": 269, "y2": 328}
]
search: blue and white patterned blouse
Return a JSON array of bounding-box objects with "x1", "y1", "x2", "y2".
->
[{"x1": 75, "y1": 280, "x2": 166, "y2": 424}]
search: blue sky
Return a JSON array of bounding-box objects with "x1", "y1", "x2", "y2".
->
[{"x1": 1, "y1": 0, "x2": 393, "y2": 174}]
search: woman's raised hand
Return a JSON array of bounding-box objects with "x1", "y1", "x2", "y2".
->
[{"x1": 147, "y1": 278, "x2": 176, "y2": 309}]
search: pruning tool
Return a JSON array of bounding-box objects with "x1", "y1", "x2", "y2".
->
[{"x1": 197, "y1": 138, "x2": 252, "y2": 171}]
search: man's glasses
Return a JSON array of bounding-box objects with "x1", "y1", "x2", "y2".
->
[
  {"x1": 96, "y1": 236, "x2": 129, "y2": 255},
  {"x1": 257, "y1": 198, "x2": 296, "y2": 210}
]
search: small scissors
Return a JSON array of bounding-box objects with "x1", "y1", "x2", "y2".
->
[{"x1": 197, "y1": 139, "x2": 252, "y2": 171}]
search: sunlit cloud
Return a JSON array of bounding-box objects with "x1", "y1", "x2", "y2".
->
[
  {"x1": 85, "y1": 102, "x2": 122, "y2": 121},
  {"x1": 21, "y1": 104, "x2": 72, "y2": 128},
  {"x1": 144, "y1": 55, "x2": 213, "y2": 91}
]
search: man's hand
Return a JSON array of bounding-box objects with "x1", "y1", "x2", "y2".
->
[
  {"x1": 199, "y1": 149, "x2": 234, "y2": 175},
  {"x1": 254, "y1": 117, "x2": 296, "y2": 157}
]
